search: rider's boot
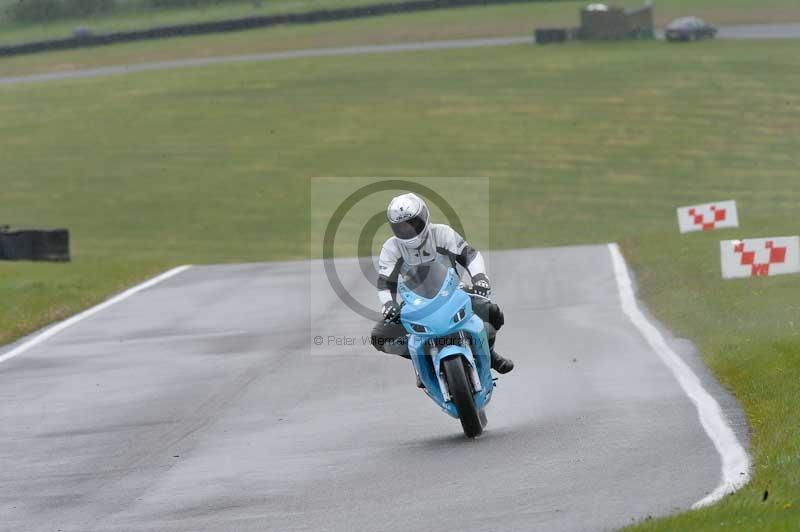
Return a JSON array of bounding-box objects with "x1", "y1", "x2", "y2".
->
[{"x1": 490, "y1": 349, "x2": 514, "y2": 374}]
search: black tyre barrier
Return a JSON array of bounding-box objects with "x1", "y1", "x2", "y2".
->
[
  {"x1": 0, "y1": 227, "x2": 70, "y2": 262},
  {"x1": 534, "y1": 28, "x2": 568, "y2": 44},
  {"x1": 0, "y1": 0, "x2": 555, "y2": 57}
]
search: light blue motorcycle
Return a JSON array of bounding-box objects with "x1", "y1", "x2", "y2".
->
[{"x1": 398, "y1": 257, "x2": 494, "y2": 438}]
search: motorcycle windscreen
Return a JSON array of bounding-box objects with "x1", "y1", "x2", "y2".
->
[{"x1": 399, "y1": 258, "x2": 450, "y2": 299}]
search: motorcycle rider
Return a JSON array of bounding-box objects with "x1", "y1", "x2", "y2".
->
[{"x1": 370, "y1": 192, "x2": 514, "y2": 374}]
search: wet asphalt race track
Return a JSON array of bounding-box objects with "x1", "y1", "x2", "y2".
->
[
  {"x1": 1, "y1": 23, "x2": 799, "y2": 86},
  {"x1": 0, "y1": 246, "x2": 749, "y2": 531}
]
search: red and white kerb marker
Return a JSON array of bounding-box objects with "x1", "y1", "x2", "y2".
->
[
  {"x1": 720, "y1": 236, "x2": 800, "y2": 279},
  {"x1": 677, "y1": 200, "x2": 739, "y2": 233}
]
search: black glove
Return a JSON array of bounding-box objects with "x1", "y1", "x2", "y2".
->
[
  {"x1": 382, "y1": 301, "x2": 401, "y2": 323},
  {"x1": 471, "y1": 273, "x2": 492, "y2": 298}
]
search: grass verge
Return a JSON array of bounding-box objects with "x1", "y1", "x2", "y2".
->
[
  {"x1": 0, "y1": 37, "x2": 799, "y2": 528},
  {"x1": 0, "y1": 0, "x2": 408, "y2": 45},
  {"x1": 2, "y1": 0, "x2": 800, "y2": 77}
]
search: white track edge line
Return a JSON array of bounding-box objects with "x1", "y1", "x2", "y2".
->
[
  {"x1": 0, "y1": 265, "x2": 192, "y2": 365},
  {"x1": 607, "y1": 243, "x2": 751, "y2": 508}
]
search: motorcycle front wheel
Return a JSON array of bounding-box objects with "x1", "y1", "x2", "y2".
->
[{"x1": 442, "y1": 357, "x2": 483, "y2": 438}]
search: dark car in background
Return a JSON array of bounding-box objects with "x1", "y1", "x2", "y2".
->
[{"x1": 665, "y1": 16, "x2": 717, "y2": 42}]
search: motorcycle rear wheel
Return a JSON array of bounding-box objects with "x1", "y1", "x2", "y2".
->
[{"x1": 442, "y1": 357, "x2": 483, "y2": 438}]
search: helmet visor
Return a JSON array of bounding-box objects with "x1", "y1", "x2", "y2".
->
[{"x1": 389, "y1": 206, "x2": 429, "y2": 240}]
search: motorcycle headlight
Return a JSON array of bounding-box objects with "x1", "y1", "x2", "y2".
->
[{"x1": 410, "y1": 323, "x2": 427, "y2": 333}]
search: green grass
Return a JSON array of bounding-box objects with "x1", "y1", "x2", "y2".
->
[
  {"x1": 0, "y1": 0, "x2": 409, "y2": 45},
  {"x1": 620, "y1": 234, "x2": 800, "y2": 531},
  {"x1": 0, "y1": 2, "x2": 576, "y2": 77},
  {"x1": 1, "y1": 38, "x2": 800, "y2": 528},
  {"x1": 1, "y1": 0, "x2": 800, "y2": 75}
]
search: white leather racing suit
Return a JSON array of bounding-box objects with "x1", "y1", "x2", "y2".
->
[{"x1": 376, "y1": 223, "x2": 487, "y2": 306}]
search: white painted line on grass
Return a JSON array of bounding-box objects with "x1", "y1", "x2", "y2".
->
[
  {"x1": 0, "y1": 265, "x2": 192, "y2": 366},
  {"x1": 607, "y1": 243, "x2": 750, "y2": 508}
]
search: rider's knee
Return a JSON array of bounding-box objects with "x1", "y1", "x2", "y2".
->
[
  {"x1": 370, "y1": 335, "x2": 387, "y2": 353},
  {"x1": 488, "y1": 303, "x2": 504, "y2": 330},
  {"x1": 475, "y1": 300, "x2": 504, "y2": 331},
  {"x1": 370, "y1": 321, "x2": 400, "y2": 353}
]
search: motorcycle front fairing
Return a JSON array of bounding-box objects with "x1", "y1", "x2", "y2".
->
[{"x1": 398, "y1": 265, "x2": 493, "y2": 418}]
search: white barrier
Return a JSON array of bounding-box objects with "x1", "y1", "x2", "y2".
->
[
  {"x1": 720, "y1": 236, "x2": 800, "y2": 279},
  {"x1": 677, "y1": 200, "x2": 739, "y2": 233}
]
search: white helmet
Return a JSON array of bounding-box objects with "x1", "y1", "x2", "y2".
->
[{"x1": 387, "y1": 193, "x2": 430, "y2": 249}]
